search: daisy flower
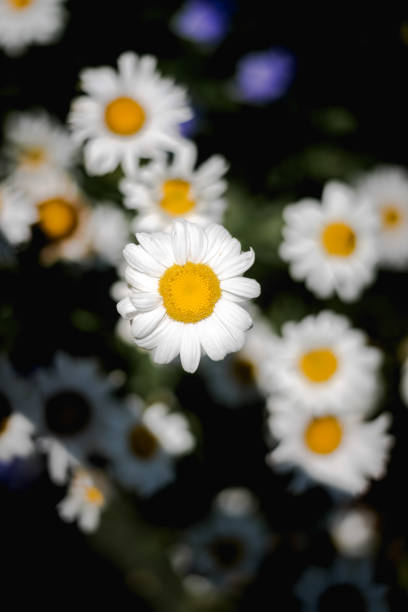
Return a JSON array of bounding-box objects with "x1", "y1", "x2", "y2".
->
[
  {"x1": 103, "y1": 396, "x2": 195, "y2": 497},
  {"x1": 264, "y1": 311, "x2": 382, "y2": 415},
  {"x1": 295, "y1": 557, "x2": 388, "y2": 612},
  {"x1": 279, "y1": 181, "x2": 378, "y2": 301},
  {"x1": 4, "y1": 111, "x2": 76, "y2": 180},
  {"x1": 0, "y1": 182, "x2": 37, "y2": 246},
  {"x1": 329, "y1": 506, "x2": 378, "y2": 557},
  {"x1": 68, "y1": 51, "x2": 192, "y2": 176},
  {"x1": 30, "y1": 353, "x2": 119, "y2": 469},
  {"x1": 120, "y1": 141, "x2": 228, "y2": 232},
  {"x1": 356, "y1": 166, "x2": 408, "y2": 268},
  {"x1": 200, "y1": 307, "x2": 276, "y2": 406},
  {"x1": 0, "y1": 0, "x2": 67, "y2": 56},
  {"x1": 0, "y1": 356, "x2": 37, "y2": 461},
  {"x1": 117, "y1": 220, "x2": 261, "y2": 373},
  {"x1": 57, "y1": 467, "x2": 107, "y2": 533},
  {"x1": 266, "y1": 399, "x2": 393, "y2": 495}
]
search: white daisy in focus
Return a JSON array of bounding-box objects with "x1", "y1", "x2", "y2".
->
[
  {"x1": 4, "y1": 111, "x2": 76, "y2": 180},
  {"x1": 117, "y1": 220, "x2": 261, "y2": 373},
  {"x1": 200, "y1": 308, "x2": 276, "y2": 407},
  {"x1": 88, "y1": 202, "x2": 130, "y2": 266},
  {"x1": 0, "y1": 356, "x2": 37, "y2": 461},
  {"x1": 355, "y1": 166, "x2": 408, "y2": 269},
  {"x1": 265, "y1": 311, "x2": 382, "y2": 415},
  {"x1": 57, "y1": 467, "x2": 107, "y2": 533},
  {"x1": 0, "y1": 0, "x2": 67, "y2": 56},
  {"x1": 68, "y1": 51, "x2": 192, "y2": 176},
  {"x1": 0, "y1": 182, "x2": 37, "y2": 246},
  {"x1": 120, "y1": 142, "x2": 228, "y2": 232},
  {"x1": 295, "y1": 557, "x2": 388, "y2": 612},
  {"x1": 329, "y1": 506, "x2": 378, "y2": 557},
  {"x1": 266, "y1": 399, "x2": 393, "y2": 496},
  {"x1": 30, "y1": 353, "x2": 119, "y2": 468},
  {"x1": 279, "y1": 181, "x2": 378, "y2": 301},
  {"x1": 103, "y1": 396, "x2": 194, "y2": 497}
]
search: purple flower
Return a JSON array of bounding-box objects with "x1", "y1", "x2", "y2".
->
[
  {"x1": 232, "y1": 48, "x2": 295, "y2": 104},
  {"x1": 171, "y1": 0, "x2": 231, "y2": 47}
]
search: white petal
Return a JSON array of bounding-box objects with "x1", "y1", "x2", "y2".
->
[
  {"x1": 131, "y1": 306, "x2": 166, "y2": 338},
  {"x1": 171, "y1": 221, "x2": 189, "y2": 265},
  {"x1": 117, "y1": 297, "x2": 137, "y2": 319},
  {"x1": 214, "y1": 299, "x2": 253, "y2": 331},
  {"x1": 180, "y1": 325, "x2": 201, "y2": 373},
  {"x1": 124, "y1": 244, "x2": 165, "y2": 276},
  {"x1": 221, "y1": 277, "x2": 261, "y2": 299},
  {"x1": 215, "y1": 249, "x2": 255, "y2": 279},
  {"x1": 130, "y1": 292, "x2": 162, "y2": 311}
]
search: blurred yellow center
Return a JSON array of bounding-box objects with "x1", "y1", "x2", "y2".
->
[
  {"x1": 160, "y1": 179, "x2": 195, "y2": 216},
  {"x1": 232, "y1": 357, "x2": 257, "y2": 385},
  {"x1": 0, "y1": 417, "x2": 9, "y2": 436},
  {"x1": 8, "y1": 0, "x2": 33, "y2": 9},
  {"x1": 321, "y1": 222, "x2": 356, "y2": 256},
  {"x1": 105, "y1": 97, "x2": 145, "y2": 136},
  {"x1": 38, "y1": 198, "x2": 78, "y2": 240},
  {"x1": 85, "y1": 486, "x2": 104, "y2": 506},
  {"x1": 381, "y1": 204, "x2": 402, "y2": 229},
  {"x1": 300, "y1": 348, "x2": 338, "y2": 383},
  {"x1": 129, "y1": 424, "x2": 158, "y2": 459},
  {"x1": 159, "y1": 262, "x2": 221, "y2": 323},
  {"x1": 304, "y1": 416, "x2": 343, "y2": 454},
  {"x1": 21, "y1": 147, "x2": 46, "y2": 166}
]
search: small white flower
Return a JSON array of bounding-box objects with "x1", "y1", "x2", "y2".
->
[
  {"x1": 329, "y1": 506, "x2": 378, "y2": 557},
  {"x1": 264, "y1": 311, "x2": 382, "y2": 415},
  {"x1": 280, "y1": 181, "x2": 378, "y2": 301},
  {"x1": 0, "y1": 182, "x2": 37, "y2": 245},
  {"x1": 30, "y1": 353, "x2": 119, "y2": 467},
  {"x1": 120, "y1": 141, "x2": 228, "y2": 232},
  {"x1": 117, "y1": 220, "x2": 261, "y2": 373},
  {"x1": 4, "y1": 111, "x2": 76, "y2": 180},
  {"x1": 103, "y1": 396, "x2": 194, "y2": 497},
  {"x1": 0, "y1": 0, "x2": 67, "y2": 56},
  {"x1": 88, "y1": 202, "x2": 130, "y2": 266},
  {"x1": 57, "y1": 467, "x2": 107, "y2": 533},
  {"x1": 0, "y1": 356, "x2": 37, "y2": 461},
  {"x1": 68, "y1": 51, "x2": 192, "y2": 176},
  {"x1": 355, "y1": 167, "x2": 408, "y2": 269},
  {"x1": 266, "y1": 399, "x2": 393, "y2": 495}
]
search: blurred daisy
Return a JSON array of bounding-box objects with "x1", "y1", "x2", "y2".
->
[
  {"x1": 88, "y1": 202, "x2": 129, "y2": 266},
  {"x1": 356, "y1": 167, "x2": 408, "y2": 269},
  {"x1": 280, "y1": 181, "x2": 378, "y2": 301},
  {"x1": 117, "y1": 220, "x2": 260, "y2": 373},
  {"x1": 201, "y1": 308, "x2": 276, "y2": 406},
  {"x1": 0, "y1": 0, "x2": 67, "y2": 56},
  {"x1": 329, "y1": 506, "x2": 378, "y2": 557},
  {"x1": 264, "y1": 311, "x2": 382, "y2": 415},
  {"x1": 104, "y1": 397, "x2": 194, "y2": 497},
  {"x1": 0, "y1": 356, "x2": 37, "y2": 462},
  {"x1": 295, "y1": 557, "x2": 388, "y2": 612},
  {"x1": 0, "y1": 182, "x2": 37, "y2": 246},
  {"x1": 4, "y1": 111, "x2": 76, "y2": 180},
  {"x1": 266, "y1": 399, "x2": 392, "y2": 495},
  {"x1": 57, "y1": 467, "x2": 107, "y2": 533},
  {"x1": 68, "y1": 52, "x2": 191, "y2": 176},
  {"x1": 120, "y1": 142, "x2": 228, "y2": 232},
  {"x1": 181, "y1": 506, "x2": 269, "y2": 589},
  {"x1": 31, "y1": 353, "x2": 118, "y2": 468}
]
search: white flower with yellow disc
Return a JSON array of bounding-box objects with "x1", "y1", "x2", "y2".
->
[
  {"x1": 120, "y1": 142, "x2": 228, "y2": 231},
  {"x1": 265, "y1": 311, "x2": 382, "y2": 415},
  {"x1": 0, "y1": 182, "x2": 37, "y2": 246},
  {"x1": 266, "y1": 399, "x2": 392, "y2": 495},
  {"x1": 355, "y1": 166, "x2": 408, "y2": 269},
  {"x1": 68, "y1": 52, "x2": 191, "y2": 176},
  {"x1": 4, "y1": 111, "x2": 76, "y2": 180},
  {"x1": 103, "y1": 397, "x2": 195, "y2": 497},
  {"x1": 0, "y1": 0, "x2": 67, "y2": 56},
  {"x1": 279, "y1": 181, "x2": 378, "y2": 301},
  {"x1": 57, "y1": 467, "x2": 107, "y2": 533}
]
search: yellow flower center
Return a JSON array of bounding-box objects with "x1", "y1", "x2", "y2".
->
[
  {"x1": 299, "y1": 348, "x2": 338, "y2": 383},
  {"x1": 321, "y1": 222, "x2": 356, "y2": 256},
  {"x1": 129, "y1": 424, "x2": 159, "y2": 459},
  {"x1": 105, "y1": 97, "x2": 146, "y2": 136},
  {"x1": 159, "y1": 179, "x2": 196, "y2": 216},
  {"x1": 381, "y1": 204, "x2": 403, "y2": 229},
  {"x1": 304, "y1": 415, "x2": 343, "y2": 454},
  {"x1": 7, "y1": 0, "x2": 33, "y2": 9},
  {"x1": 20, "y1": 147, "x2": 46, "y2": 167},
  {"x1": 85, "y1": 486, "x2": 104, "y2": 507},
  {"x1": 0, "y1": 417, "x2": 9, "y2": 436},
  {"x1": 159, "y1": 262, "x2": 221, "y2": 323},
  {"x1": 37, "y1": 198, "x2": 79, "y2": 240}
]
